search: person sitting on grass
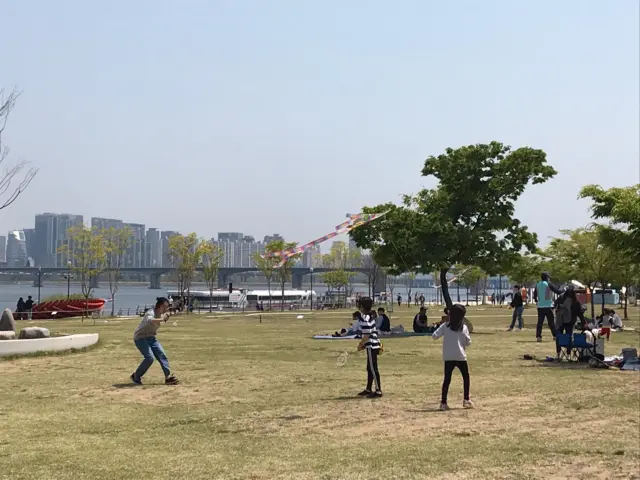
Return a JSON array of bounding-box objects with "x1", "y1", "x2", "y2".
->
[
  {"x1": 376, "y1": 307, "x2": 391, "y2": 333},
  {"x1": 332, "y1": 311, "x2": 362, "y2": 337},
  {"x1": 413, "y1": 307, "x2": 428, "y2": 333},
  {"x1": 130, "y1": 297, "x2": 179, "y2": 386},
  {"x1": 432, "y1": 303, "x2": 473, "y2": 410}
]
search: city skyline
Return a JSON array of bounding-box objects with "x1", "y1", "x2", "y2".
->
[{"x1": 0, "y1": 212, "x2": 337, "y2": 269}]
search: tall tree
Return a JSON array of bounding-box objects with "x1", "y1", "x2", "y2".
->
[
  {"x1": 268, "y1": 240, "x2": 301, "y2": 311},
  {"x1": 360, "y1": 253, "x2": 381, "y2": 298},
  {"x1": 404, "y1": 272, "x2": 416, "y2": 306},
  {"x1": 579, "y1": 184, "x2": 640, "y2": 262},
  {"x1": 0, "y1": 88, "x2": 38, "y2": 210},
  {"x1": 59, "y1": 226, "x2": 107, "y2": 322},
  {"x1": 456, "y1": 266, "x2": 485, "y2": 306},
  {"x1": 506, "y1": 254, "x2": 544, "y2": 288},
  {"x1": 201, "y1": 241, "x2": 224, "y2": 312},
  {"x1": 350, "y1": 142, "x2": 556, "y2": 308},
  {"x1": 610, "y1": 255, "x2": 639, "y2": 320},
  {"x1": 252, "y1": 243, "x2": 281, "y2": 310},
  {"x1": 102, "y1": 226, "x2": 132, "y2": 317},
  {"x1": 168, "y1": 233, "x2": 207, "y2": 312},
  {"x1": 322, "y1": 242, "x2": 357, "y2": 305}
]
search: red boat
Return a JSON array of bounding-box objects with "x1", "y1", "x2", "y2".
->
[{"x1": 31, "y1": 298, "x2": 106, "y2": 320}]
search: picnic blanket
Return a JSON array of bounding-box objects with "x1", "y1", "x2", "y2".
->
[{"x1": 312, "y1": 332, "x2": 432, "y2": 340}]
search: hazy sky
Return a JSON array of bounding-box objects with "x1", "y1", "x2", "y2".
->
[{"x1": 1, "y1": 0, "x2": 638, "y2": 247}]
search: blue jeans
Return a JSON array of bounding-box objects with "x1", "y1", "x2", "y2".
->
[
  {"x1": 510, "y1": 306, "x2": 524, "y2": 329},
  {"x1": 134, "y1": 337, "x2": 171, "y2": 379}
]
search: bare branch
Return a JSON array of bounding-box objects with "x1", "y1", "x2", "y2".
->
[{"x1": 0, "y1": 87, "x2": 38, "y2": 210}]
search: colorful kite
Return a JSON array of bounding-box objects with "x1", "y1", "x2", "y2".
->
[{"x1": 264, "y1": 212, "x2": 388, "y2": 263}]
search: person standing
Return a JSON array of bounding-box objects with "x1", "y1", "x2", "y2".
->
[
  {"x1": 131, "y1": 297, "x2": 179, "y2": 385},
  {"x1": 432, "y1": 304, "x2": 473, "y2": 410},
  {"x1": 508, "y1": 286, "x2": 524, "y2": 331},
  {"x1": 554, "y1": 287, "x2": 585, "y2": 358},
  {"x1": 356, "y1": 296, "x2": 382, "y2": 398},
  {"x1": 24, "y1": 295, "x2": 35, "y2": 320},
  {"x1": 533, "y1": 272, "x2": 563, "y2": 342},
  {"x1": 16, "y1": 297, "x2": 25, "y2": 321},
  {"x1": 397, "y1": 294, "x2": 402, "y2": 307}
]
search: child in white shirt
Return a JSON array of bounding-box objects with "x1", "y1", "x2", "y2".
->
[{"x1": 432, "y1": 304, "x2": 473, "y2": 410}]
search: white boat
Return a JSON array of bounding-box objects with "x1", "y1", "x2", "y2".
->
[{"x1": 166, "y1": 288, "x2": 316, "y2": 310}]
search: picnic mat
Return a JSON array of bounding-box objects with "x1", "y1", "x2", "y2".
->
[{"x1": 312, "y1": 332, "x2": 431, "y2": 340}]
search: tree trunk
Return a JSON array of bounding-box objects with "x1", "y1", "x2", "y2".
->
[
  {"x1": 600, "y1": 279, "x2": 606, "y2": 316},
  {"x1": 456, "y1": 282, "x2": 460, "y2": 303},
  {"x1": 623, "y1": 284, "x2": 629, "y2": 319},
  {"x1": 267, "y1": 278, "x2": 272, "y2": 311},
  {"x1": 466, "y1": 287, "x2": 470, "y2": 306},
  {"x1": 111, "y1": 293, "x2": 116, "y2": 317},
  {"x1": 209, "y1": 287, "x2": 213, "y2": 312},
  {"x1": 589, "y1": 283, "x2": 595, "y2": 320},
  {"x1": 281, "y1": 279, "x2": 285, "y2": 312},
  {"x1": 440, "y1": 268, "x2": 453, "y2": 309}
]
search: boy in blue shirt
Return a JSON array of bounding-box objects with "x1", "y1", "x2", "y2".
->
[{"x1": 533, "y1": 272, "x2": 563, "y2": 342}]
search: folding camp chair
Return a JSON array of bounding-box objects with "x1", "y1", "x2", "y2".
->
[
  {"x1": 556, "y1": 333, "x2": 573, "y2": 362},
  {"x1": 572, "y1": 333, "x2": 596, "y2": 362}
]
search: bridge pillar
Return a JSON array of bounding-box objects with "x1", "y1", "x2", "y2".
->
[
  {"x1": 90, "y1": 275, "x2": 100, "y2": 289},
  {"x1": 374, "y1": 271, "x2": 386, "y2": 295},
  {"x1": 32, "y1": 272, "x2": 43, "y2": 288},
  {"x1": 149, "y1": 273, "x2": 162, "y2": 289},
  {"x1": 292, "y1": 272, "x2": 304, "y2": 289},
  {"x1": 218, "y1": 272, "x2": 229, "y2": 289}
]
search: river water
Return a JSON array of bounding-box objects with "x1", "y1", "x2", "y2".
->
[{"x1": 0, "y1": 280, "x2": 505, "y2": 315}]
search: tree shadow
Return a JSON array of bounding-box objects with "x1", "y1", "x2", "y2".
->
[
  {"x1": 112, "y1": 383, "x2": 143, "y2": 389},
  {"x1": 470, "y1": 332, "x2": 495, "y2": 335}
]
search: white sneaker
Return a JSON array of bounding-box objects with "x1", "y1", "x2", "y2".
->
[
  {"x1": 439, "y1": 403, "x2": 450, "y2": 411},
  {"x1": 463, "y1": 400, "x2": 475, "y2": 409}
]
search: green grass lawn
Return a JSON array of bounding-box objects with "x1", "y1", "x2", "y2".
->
[{"x1": 1, "y1": 305, "x2": 639, "y2": 480}]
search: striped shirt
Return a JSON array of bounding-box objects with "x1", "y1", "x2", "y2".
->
[{"x1": 357, "y1": 313, "x2": 381, "y2": 349}]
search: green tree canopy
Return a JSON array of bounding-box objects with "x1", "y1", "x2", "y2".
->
[
  {"x1": 579, "y1": 184, "x2": 640, "y2": 261},
  {"x1": 349, "y1": 142, "x2": 557, "y2": 307}
]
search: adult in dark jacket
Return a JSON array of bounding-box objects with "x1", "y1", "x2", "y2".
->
[
  {"x1": 377, "y1": 307, "x2": 391, "y2": 332},
  {"x1": 413, "y1": 307, "x2": 428, "y2": 333},
  {"x1": 554, "y1": 287, "x2": 585, "y2": 357},
  {"x1": 508, "y1": 285, "x2": 524, "y2": 331}
]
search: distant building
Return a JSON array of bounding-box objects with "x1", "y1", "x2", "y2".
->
[
  {"x1": 6, "y1": 230, "x2": 28, "y2": 267},
  {"x1": 23, "y1": 228, "x2": 36, "y2": 262},
  {"x1": 161, "y1": 231, "x2": 180, "y2": 267},
  {"x1": 34, "y1": 213, "x2": 84, "y2": 267},
  {"x1": 263, "y1": 233, "x2": 283, "y2": 245},
  {"x1": 123, "y1": 223, "x2": 145, "y2": 268},
  {"x1": 0, "y1": 235, "x2": 6, "y2": 263},
  {"x1": 218, "y1": 232, "x2": 244, "y2": 243},
  {"x1": 146, "y1": 228, "x2": 161, "y2": 267},
  {"x1": 91, "y1": 217, "x2": 124, "y2": 231}
]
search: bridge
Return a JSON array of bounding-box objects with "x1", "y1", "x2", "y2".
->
[{"x1": 0, "y1": 267, "x2": 372, "y2": 290}]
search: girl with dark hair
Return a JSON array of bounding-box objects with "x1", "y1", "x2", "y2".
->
[
  {"x1": 554, "y1": 287, "x2": 585, "y2": 358},
  {"x1": 130, "y1": 297, "x2": 179, "y2": 385},
  {"x1": 432, "y1": 304, "x2": 473, "y2": 410},
  {"x1": 356, "y1": 296, "x2": 382, "y2": 398}
]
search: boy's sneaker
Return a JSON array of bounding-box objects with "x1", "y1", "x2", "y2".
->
[
  {"x1": 130, "y1": 373, "x2": 142, "y2": 385},
  {"x1": 357, "y1": 390, "x2": 372, "y2": 396},
  {"x1": 439, "y1": 403, "x2": 450, "y2": 411},
  {"x1": 507, "y1": 327, "x2": 513, "y2": 331},
  {"x1": 368, "y1": 391, "x2": 383, "y2": 398},
  {"x1": 536, "y1": 337, "x2": 542, "y2": 342},
  {"x1": 165, "y1": 375, "x2": 180, "y2": 385},
  {"x1": 463, "y1": 399, "x2": 475, "y2": 409}
]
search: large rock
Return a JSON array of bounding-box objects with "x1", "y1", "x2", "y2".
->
[
  {"x1": 18, "y1": 327, "x2": 50, "y2": 339},
  {"x1": 0, "y1": 331, "x2": 16, "y2": 340},
  {"x1": 0, "y1": 309, "x2": 16, "y2": 333}
]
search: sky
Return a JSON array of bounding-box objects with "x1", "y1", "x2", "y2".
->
[{"x1": 0, "y1": 0, "x2": 638, "y2": 248}]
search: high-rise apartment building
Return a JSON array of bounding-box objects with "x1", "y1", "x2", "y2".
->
[
  {"x1": 6, "y1": 230, "x2": 28, "y2": 267},
  {"x1": 161, "y1": 231, "x2": 180, "y2": 267},
  {"x1": 91, "y1": 217, "x2": 124, "y2": 231},
  {"x1": 146, "y1": 228, "x2": 161, "y2": 267},
  {"x1": 0, "y1": 235, "x2": 6, "y2": 263},
  {"x1": 302, "y1": 245, "x2": 321, "y2": 268},
  {"x1": 263, "y1": 233, "x2": 283, "y2": 245},
  {"x1": 123, "y1": 223, "x2": 145, "y2": 268},
  {"x1": 34, "y1": 213, "x2": 84, "y2": 267},
  {"x1": 23, "y1": 228, "x2": 36, "y2": 264}
]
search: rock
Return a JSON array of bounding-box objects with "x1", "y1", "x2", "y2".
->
[
  {"x1": 0, "y1": 309, "x2": 16, "y2": 332},
  {"x1": 0, "y1": 331, "x2": 16, "y2": 340},
  {"x1": 18, "y1": 327, "x2": 50, "y2": 339}
]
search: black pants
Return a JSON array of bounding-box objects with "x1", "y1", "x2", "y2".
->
[
  {"x1": 441, "y1": 360, "x2": 470, "y2": 403},
  {"x1": 366, "y1": 348, "x2": 381, "y2": 392},
  {"x1": 555, "y1": 322, "x2": 574, "y2": 355},
  {"x1": 536, "y1": 308, "x2": 556, "y2": 339}
]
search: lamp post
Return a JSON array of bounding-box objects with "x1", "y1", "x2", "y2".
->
[
  {"x1": 310, "y1": 267, "x2": 314, "y2": 311},
  {"x1": 67, "y1": 261, "x2": 72, "y2": 299},
  {"x1": 37, "y1": 267, "x2": 42, "y2": 304}
]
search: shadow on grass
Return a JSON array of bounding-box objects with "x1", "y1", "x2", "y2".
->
[
  {"x1": 407, "y1": 408, "x2": 446, "y2": 413},
  {"x1": 470, "y1": 332, "x2": 496, "y2": 335},
  {"x1": 112, "y1": 383, "x2": 142, "y2": 389}
]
